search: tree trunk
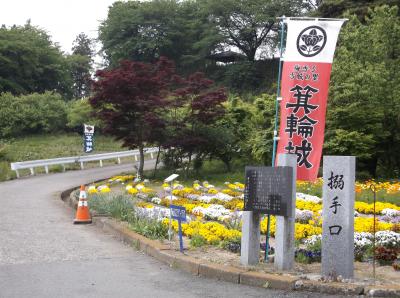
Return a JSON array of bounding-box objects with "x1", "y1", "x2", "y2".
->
[
  {"x1": 152, "y1": 145, "x2": 161, "y2": 178},
  {"x1": 246, "y1": 48, "x2": 256, "y2": 61},
  {"x1": 221, "y1": 156, "x2": 232, "y2": 172},
  {"x1": 185, "y1": 153, "x2": 192, "y2": 178},
  {"x1": 138, "y1": 144, "x2": 145, "y2": 180},
  {"x1": 224, "y1": 160, "x2": 232, "y2": 172}
]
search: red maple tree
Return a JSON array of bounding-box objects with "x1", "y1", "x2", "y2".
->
[{"x1": 90, "y1": 57, "x2": 178, "y2": 177}]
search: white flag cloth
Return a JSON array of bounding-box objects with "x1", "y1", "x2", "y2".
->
[{"x1": 283, "y1": 20, "x2": 345, "y2": 63}]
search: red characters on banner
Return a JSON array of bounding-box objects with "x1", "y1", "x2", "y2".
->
[{"x1": 277, "y1": 62, "x2": 332, "y2": 181}]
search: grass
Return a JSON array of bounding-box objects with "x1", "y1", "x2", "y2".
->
[
  {"x1": 0, "y1": 133, "x2": 123, "y2": 181},
  {"x1": 150, "y1": 159, "x2": 248, "y2": 187},
  {"x1": 88, "y1": 193, "x2": 168, "y2": 240}
]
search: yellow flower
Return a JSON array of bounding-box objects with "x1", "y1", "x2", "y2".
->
[
  {"x1": 100, "y1": 187, "x2": 110, "y2": 193},
  {"x1": 87, "y1": 185, "x2": 97, "y2": 194},
  {"x1": 296, "y1": 199, "x2": 322, "y2": 213},
  {"x1": 127, "y1": 187, "x2": 138, "y2": 195},
  {"x1": 355, "y1": 201, "x2": 400, "y2": 214},
  {"x1": 141, "y1": 187, "x2": 153, "y2": 193},
  {"x1": 354, "y1": 217, "x2": 393, "y2": 233},
  {"x1": 137, "y1": 201, "x2": 153, "y2": 208},
  {"x1": 163, "y1": 219, "x2": 241, "y2": 244},
  {"x1": 222, "y1": 189, "x2": 241, "y2": 197},
  {"x1": 208, "y1": 188, "x2": 218, "y2": 194}
]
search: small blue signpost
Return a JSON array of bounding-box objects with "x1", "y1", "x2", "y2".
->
[{"x1": 170, "y1": 205, "x2": 186, "y2": 252}]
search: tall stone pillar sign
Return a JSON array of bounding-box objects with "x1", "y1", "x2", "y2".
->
[{"x1": 322, "y1": 156, "x2": 355, "y2": 279}]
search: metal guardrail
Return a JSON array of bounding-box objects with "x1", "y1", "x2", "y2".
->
[{"x1": 10, "y1": 147, "x2": 159, "y2": 178}]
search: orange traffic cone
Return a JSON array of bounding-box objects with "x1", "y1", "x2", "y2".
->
[{"x1": 74, "y1": 185, "x2": 92, "y2": 224}]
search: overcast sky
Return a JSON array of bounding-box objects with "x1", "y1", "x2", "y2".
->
[{"x1": 0, "y1": 0, "x2": 117, "y2": 54}]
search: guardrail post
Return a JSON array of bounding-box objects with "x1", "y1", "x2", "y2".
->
[
  {"x1": 80, "y1": 162, "x2": 84, "y2": 170},
  {"x1": 134, "y1": 155, "x2": 138, "y2": 161},
  {"x1": 44, "y1": 165, "x2": 49, "y2": 174},
  {"x1": 30, "y1": 168, "x2": 35, "y2": 176},
  {"x1": 150, "y1": 152, "x2": 154, "y2": 159},
  {"x1": 99, "y1": 160, "x2": 103, "y2": 167},
  {"x1": 117, "y1": 157, "x2": 121, "y2": 164},
  {"x1": 62, "y1": 164, "x2": 66, "y2": 172},
  {"x1": 15, "y1": 170, "x2": 20, "y2": 178}
]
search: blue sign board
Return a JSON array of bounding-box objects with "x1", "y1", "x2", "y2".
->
[
  {"x1": 170, "y1": 205, "x2": 186, "y2": 252},
  {"x1": 84, "y1": 133, "x2": 94, "y2": 153},
  {"x1": 170, "y1": 205, "x2": 186, "y2": 222},
  {"x1": 83, "y1": 124, "x2": 95, "y2": 153}
]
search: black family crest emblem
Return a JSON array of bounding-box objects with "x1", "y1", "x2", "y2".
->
[{"x1": 296, "y1": 26, "x2": 327, "y2": 57}]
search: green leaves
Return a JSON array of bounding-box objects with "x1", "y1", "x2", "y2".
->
[
  {"x1": 0, "y1": 92, "x2": 67, "y2": 138},
  {"x1": 327, "y1": 5, "x2": 400, "y2": 177},
  {"x1": 0, "y1": 23, "x2": 72, "y2": 98}
]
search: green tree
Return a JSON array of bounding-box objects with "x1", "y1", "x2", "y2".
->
[
  {"x1": 67, "y1": 33, "x2": 94, "y2": 98},
  {"x1": 326, "y1": 5, "x2": 400, "y2": 177},
  {"x1": 98, "y1": 0, "x2": 218, "y2": 73},
  {"x1": 0, "y1": 21, "x2": 72, "y2": 98},
  {"x1": 202, "y1": 0, "x2": 310, "y2": 61},
  {"x1": 315, "y1": 0, "x2": 400, "y2": 18}
]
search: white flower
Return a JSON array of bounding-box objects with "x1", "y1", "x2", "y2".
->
[
  {"x1": 173, "y1": 183, "x2": 184, "y2": 190},
  {"x1": 192, "y1": 204, "x2": 231, "y2": 220},
  {"x1": 186, "y1": 194, "x2": 200, "y2": 200},
  {"x1": 295, "y1": 209, "x2": 313, "y2": 223},
  {"x1": 202, "y1": 204, "x2": 230, "y2": 219},
  {"x1": 296, "y1": 192, "x2": 322, "y2": 203},
  {"x1": 375, "y1": 230, "x2": 400, "y2": 248},
  {"x1": 136, "y1": 205, "x2": 170, "y2": 221},
  {"x1": 213, "y1": 192, "x2": 233, "y2": 202},
  {"x1": 97, "y1": 185, "x2": 108, "y2": 191},
  {"x1": 197, "y1": 195, "x2": 213, "y2": 203},
  {"x1": 304, "y1": 235, "x2": 322, "y2": 246},
  {"x1": 126, "y1": 185, "x2": 133, "y2": 191},
  {"x1": 151, "y1": 197, "x2": 161, "y2": 204},
  {"x1": 381, "y1": 208, "x2": 400, "y2": 217},
  {"x1": 192, "y1": 206, "x2": 207, "y2": 216},
  {"x1": 164, "y1": 195, "x2": 178, "y2": 201},
  {"x1": 354, "y1": 232, "x2": 373, "y2": 248}
]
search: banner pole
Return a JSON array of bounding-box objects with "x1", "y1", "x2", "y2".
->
[{"x1": 265, "y1": 17, "x2": 286, "y2": 262}]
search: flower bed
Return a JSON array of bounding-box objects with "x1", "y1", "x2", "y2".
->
[{"x1": 87, "y1": 175, "x2": 400, "y2": 265}]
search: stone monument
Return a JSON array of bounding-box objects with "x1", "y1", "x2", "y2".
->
[
  {"x1": 240, "y1": 153, "x2": 295, "y2": 267},
  {"x1": 321, "y1": 156, "x2": 355, "y2": 279}
]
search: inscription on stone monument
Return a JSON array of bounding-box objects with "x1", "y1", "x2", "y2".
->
[
  {"x1": 244, "y1": 166, "x2": 293, "y2": 216},
  {"x1": 322, "y1": 156, "x2": 355, "y2": 279}
]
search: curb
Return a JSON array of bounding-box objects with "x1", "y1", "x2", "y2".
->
[{"x1": 63, "y1": 188, "x2": 400, "y2": 297}]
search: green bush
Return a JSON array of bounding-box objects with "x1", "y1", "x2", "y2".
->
[
  {"x1": 0, "y1": 92, "x2": 67, "y2": 138},
  {"x1": 66, "y1": 98, "x2": 103, "y2": 131},
  {"x1": 130, "y1": 217, "x2": 169, "y2": 240},
  {"x1": 190, "y1": 233, "x2": 207, "y2": 247},
  {"x1": 88, "y1": 193, "x2": 135, "y2": 221}
]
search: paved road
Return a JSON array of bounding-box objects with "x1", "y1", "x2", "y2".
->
[{"x1": 0, "y1": 162, "x2": 345, "y2": 298}]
